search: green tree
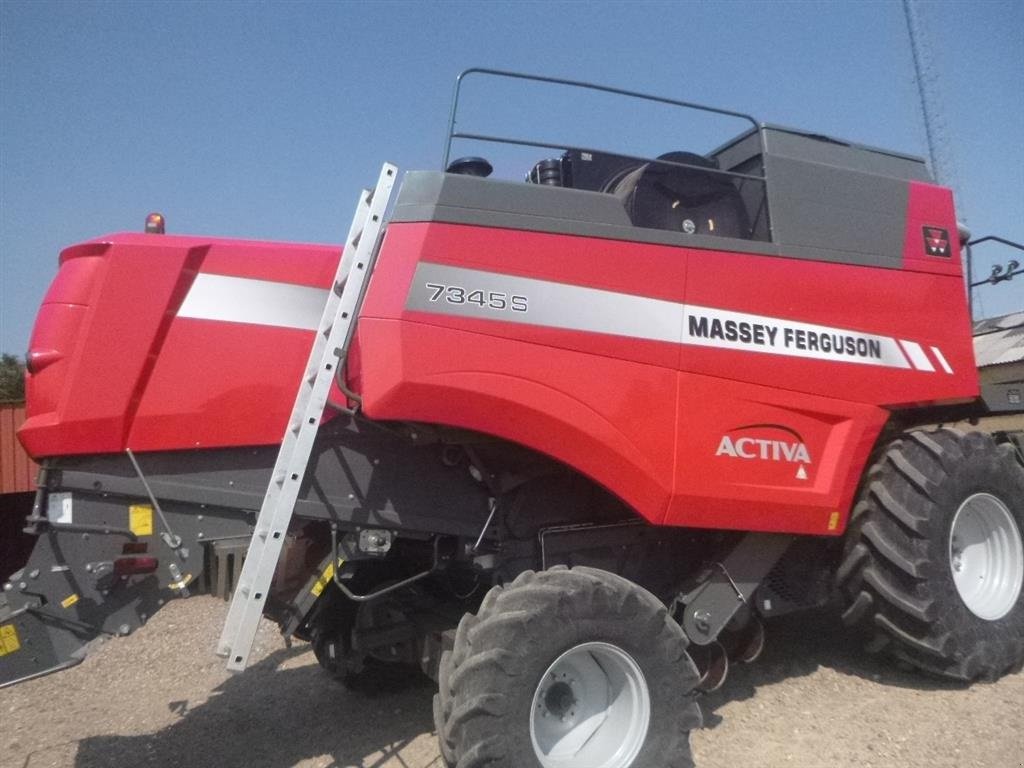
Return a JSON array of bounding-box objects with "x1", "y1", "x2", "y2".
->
[{"x1": 0, "y1": 354, "x2": 26, "y2": 402}]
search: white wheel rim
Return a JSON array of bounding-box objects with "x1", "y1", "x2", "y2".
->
[
  {"x1": 949, "y1": 492, "x2": 1024, "y2": 621},
  {"x1": 529, "y1": 642, "x2": 650, "y2": 768}
]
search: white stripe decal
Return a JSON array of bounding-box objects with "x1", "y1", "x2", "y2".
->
[
  {"x1": 406, "y1": 263, "x2": 932, "y2": 372},
  {"x1": 682, "y1": 304, "x2": 909, "y2": 369},
  {"x1": 931, "y1": 346, "x2": 954, "y2": 374},
  {"x1": 899, "y1": 340, "x2": 935, "y2": 372},
  {"x1": 178, "y1": 274, "x2": 329, "y2": 331}
]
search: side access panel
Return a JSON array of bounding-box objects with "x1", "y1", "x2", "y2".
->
[
  {"x1": 353, "y1": 176, "x2": 975, "y2": 536},
  {"x1": 356, "y1": 221, "x2": 690, "y2": 522},
  {"x1": 669, "y1": 373, "x2": 887, "y2": 535}
]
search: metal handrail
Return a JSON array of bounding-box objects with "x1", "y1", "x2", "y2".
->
[
  {"x1": 442, "y1": 67, "x2": 766, "y2": 177},
  {"x1": 966, "y1": 235, "x2": 1024, "y2": 318},
  {"x1": 449, "y1": 131, "x2": 768, "y2": 184}
]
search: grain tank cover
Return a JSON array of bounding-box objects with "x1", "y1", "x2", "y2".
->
[{"x1": 711, "y1": 125, "x2": 933, "y2": 268}]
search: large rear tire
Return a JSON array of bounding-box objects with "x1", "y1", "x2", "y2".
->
[
  {"x1": 837, "y1": 428, "x2": 1024, "y2": 681},
  {"x1": 434, "y1": 566, "x2": 701, "y2": 768}
]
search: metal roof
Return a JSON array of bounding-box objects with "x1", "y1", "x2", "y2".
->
[{"x1": 973, "y1": 311, "x2": 1024, "y2": 368}]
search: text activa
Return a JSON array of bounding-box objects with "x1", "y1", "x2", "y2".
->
[{"x1": 715, "y1": 435, "x2": 811, "y2": 464}]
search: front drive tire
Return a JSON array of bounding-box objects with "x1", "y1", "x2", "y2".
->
[
  {"x1": 435, "y1": 566, "x2": 701, "y2": 768},
  {"x1": 838, "y1": 428, "x2": 1024, "y2": 681}
]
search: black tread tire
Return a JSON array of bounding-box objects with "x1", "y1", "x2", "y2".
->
[
  {"x1": 310, "y1": 588, "x2": 368, "y2": 688},
  {"x1": 837, "y1": 428, "x2": 1024, "y2": 681},
  {"x1": 309, "y1": 581, "x2": 422, "y2": 692},
  {"x1": 434, "y1": 566, "x2": 701, "y2": 768}
]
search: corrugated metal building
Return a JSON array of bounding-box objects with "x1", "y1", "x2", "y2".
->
[
  {"x1": 1, "y1": 403, "x2": 37, "y2": 494},
  {"x1": 973, "y1": 311, "x2": 1024, "y2": 377},
  {"x1": 972, "y1": 311, "x2": 1024, "y2": 431}
]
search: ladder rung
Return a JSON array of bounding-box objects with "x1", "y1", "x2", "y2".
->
[{"x1": 217, "y1": 164, "x2": 397, "y2": 670}]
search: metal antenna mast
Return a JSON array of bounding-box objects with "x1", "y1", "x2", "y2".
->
[
  {"x1": 903, "y1": 0, "x2": 946, "y2": 184},
  {"x1": 903, "y1": 1, "x2": 978, "y2": 309}
]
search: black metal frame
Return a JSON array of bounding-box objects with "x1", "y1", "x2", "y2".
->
[
  {"x1": 965, "y1": 235, "x2": 1024, "y2": 318},
  {"x1": 442, "y1": 68, "x2": 769, "y2": 210},
  {"x1": 329, "y1": 524, "x2": 442, "y2": 603}
]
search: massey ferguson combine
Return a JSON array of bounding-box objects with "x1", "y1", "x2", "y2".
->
[{"x1": 3, "y1": 70, "x2": 1023, "y2": 768}]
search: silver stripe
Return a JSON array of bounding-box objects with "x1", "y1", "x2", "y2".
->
[
  {"x1": 407, "y1": 262, "x2": 683, "y2": 343},
  {"x1": 899, "y1": 340, "x2": 935, "y2": 372},
  {"x1": 178, "y1": 273, "x2": 329, "y2": 331},
  {"x1": 407, "y1": 263, "x2": 924, "y2": 371},
  {"x1": 931, "y1": 345, "x2": 954, "y2": 374}
]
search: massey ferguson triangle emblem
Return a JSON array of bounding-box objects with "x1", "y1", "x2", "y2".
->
[
  {"x1": 716, "y1": 424, "x2": 811, "y2": 480},
  {"x1": 923, "y1": 226, "x2": 951, "y2": 257}
]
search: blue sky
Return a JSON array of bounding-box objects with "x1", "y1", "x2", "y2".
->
[{"x1": 1, "y1": 0, "x2": 1021, "y2": 354}]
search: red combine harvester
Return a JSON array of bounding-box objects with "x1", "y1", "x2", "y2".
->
[{"x1": 3, "y1": 70, "x2": 1022, "y2": 768}]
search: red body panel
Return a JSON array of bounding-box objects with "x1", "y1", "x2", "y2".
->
[
  {"x1": 19, "y1": 179, "x2": 977, "y2": 537},
  {"x1": 354, "y1": 318, "x2": 679, "y2": 520},
  {"x1": 669, "y1": 375, "x2": 886, "y2": 534},
  {"x1": 354, "y1": 182, "x2": 976, "y2": 535},
  {"x1": 20, "y1": 234, "x2": 338, "y2": 457}
]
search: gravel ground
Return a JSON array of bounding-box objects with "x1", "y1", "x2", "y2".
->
[{"x1": 2, "y1": 596, "x2": 1022, "y2": 768}]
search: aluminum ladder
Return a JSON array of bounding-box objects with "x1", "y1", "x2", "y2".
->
[{"x1": 217, "y1": 163, "x2": 398, "y2": 671}]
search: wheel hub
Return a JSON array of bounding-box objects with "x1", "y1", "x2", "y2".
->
[
  {"x1": 949, "y1": 492, "x2": 1024, "y2": 621},
  {"x1": 542, "y1": 679, "x2": 578, "y2": 721},
  {"x1": 529, "y1": 642, "x2": 650, "y2": 768}
]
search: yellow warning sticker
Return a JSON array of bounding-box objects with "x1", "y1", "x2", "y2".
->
[
  {"x1": 311, "y1": 563, "x2": 334, "y2": 597},
  {"x1": 0, "y1": 623, "x2": 21, "y2": 656},
  {"x1": 61, "y1": 593, "x2": 80, "y2": 609},
  {"x1": 129, "y1": 504, "x2": 154, "y2": 537},
  {"x1": 827, "y1": 511, "x2": 841, "y2": 531},
  {"x1": 310, "y1": 559, "x2": 344, "y2": 597}
]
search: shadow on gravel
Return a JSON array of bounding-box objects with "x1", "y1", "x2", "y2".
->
[
  {"x1": 699, "y1": 610, "x2": 969, "y2": 729},
  {"x1": 74, "y1": 645, "x2": 438, "y2": 768},
  {"x1": 72, "y1": 610, "x2": 973, "y2": 764}
]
